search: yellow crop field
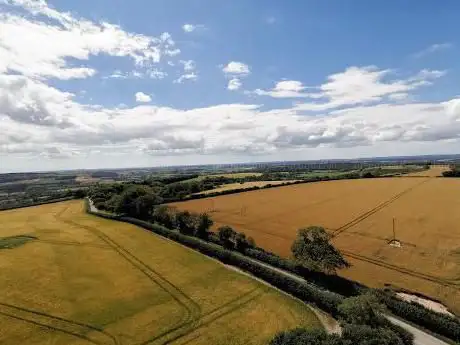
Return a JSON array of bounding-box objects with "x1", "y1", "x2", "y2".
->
[
  {"x1": 0, "y1": 201, "x2": 321, "y2": 345},
  {"x1": 172, "y1": 177, "x2": 460, "y2": 315},
  {"x1": 196, "y1": 181, "x2": 297, "y2": 195},
  {"x1": 405, "y1": 166, "x2": 449, "y2": 177}
]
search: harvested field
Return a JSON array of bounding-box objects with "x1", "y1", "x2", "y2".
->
[
  {"x1": 0, "y1": 201, "x2": 321, "y2": 345},
  {"x1": 196, "y1": 180, "x2": 297, "y2": 195},
  {"x1": 172, "y1": 177, "x2": 460, "y2": 315}
]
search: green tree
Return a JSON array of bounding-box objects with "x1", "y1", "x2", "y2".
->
[
  {"x1": 195, "y1": 213, "x2": 213, "y2": 240},
  {"x1": 152, "y1": 205, "x2": 175, "y2": 228},
  {"x1": 235, "y1": 232, "x2": 256, "y2": 252},
  {"x1": 291, "y1": 226, "x2": 350, "y2": 274},
  {"x1": 218, "y1": 225, "x2": 236, "y2": 249},
  {"x1": 338, "y1": 293, "x2": 386, "y2": 327},
  {"x1": 175, "y1": 211, "x2": 197, "y2": 235},
  {"x1": 115, "y1": 185, "x2": 161, "y2": 218}
]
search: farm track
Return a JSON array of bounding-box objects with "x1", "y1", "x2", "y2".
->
[
  {"x1": 0, "y1": 302, "x2": 118, "y2": 345},
  {"x1": 56, "y1": 207, "x2": 203, "y2": 345},
  {"x1": 332, "y1": 178, "x2": 431, "y2": 237}
]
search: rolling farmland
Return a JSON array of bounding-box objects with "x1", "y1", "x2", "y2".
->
[
  {"x1": 0, "y1": 201, "x2": 321, "y2": 345},
  {"x1": 172, "y1": 176, "x2": 460, "y2": 314}
]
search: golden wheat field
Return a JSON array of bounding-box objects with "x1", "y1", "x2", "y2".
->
[
  {"x1": 172, "y1": 176, "x2": 460, "y2": 315},
  {"x1": 196, "y1": 181, "x2": 297, "y2": 195},
  {"x1": 0, "y1": 200, "x2": 321, "y2": 345}
]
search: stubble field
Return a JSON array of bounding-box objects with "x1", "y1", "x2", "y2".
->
[
  {"x1": 171, "y1": 176, "x2": 460, "y2": 314},
  {"x1": 0, "y1": 201, "x2": 321, "y2": 345}
]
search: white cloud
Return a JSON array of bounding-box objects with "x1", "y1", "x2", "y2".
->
[
  {"x1": 135, "y1": 92, "x2": 152, "y2": 103},
  {"x1": 180, "y1": 60, "x2": 195, "y2": 72},
  {"x1": 255, "y1": 66, "x2": 446, "y2": 111},
  {"x1": 0, "y1": 0, "x2": 180, "y2": 80},
  {"x1": 174, "y1": 72, "x2": 198, "y2": 84},
  {"x1": 2, "y1": 67, "x2": 459, "y2": 165},
  {"x1": 255, "y1": 80, "x2": 311, "y2": 98},
  {"x1": 228, "y1": 78, "x2": 242, "y2": 91},
  {"x1": 222, "y1": 61, "x2": 250, "y2": 76},
  {"x1": 1, "y1": 2, "x2": 458, "y2": 170},
  {"x1": 182, "y1": 23, "x2": 204, "y2": 33},
  {"x1": 413, "y1": 43, "x2": 453, "y2": 58}
]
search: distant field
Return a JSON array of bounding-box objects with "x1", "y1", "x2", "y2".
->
[
  {"x1": 0, "y1": 201, "x2": 321, "y2": 345},
  {"x1": 196, "y1": 180, "x2": 297, "y2": 195},
  {"x1": 172, "y1": 177, "x2": 460, "y2": 315},
  {"x1": 206, "y1": 172, "x2": 263, "y2": 178},
  {"x1": 405, "y1": 166, "x2": 449, "y2": 177}
]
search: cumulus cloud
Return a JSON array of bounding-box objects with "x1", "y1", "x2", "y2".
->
[
  {"x1": 228, "y1": 78, "x2": 242, "y2": 91},
  {"x1": 135, "y1": 92, "x2": 152, "y2": 103},
  {"x1": 0, "y1": 0, "x2": 180, "y2": 80},
  {"x1": 2, "y1": 67, "x2": 459, "y2": 161},
  {"x1": 1, "y1": 1, "x2": 458, "y2": 169},
  {"x1": 222, "y1": 61, "x2": 250, "y2": 76},
  {"x1": 255, "y1": 80, "x2": 311, "y2": 98},
  {"x1": 255, "y1": 66, "x2": 446, "y2": 111}
]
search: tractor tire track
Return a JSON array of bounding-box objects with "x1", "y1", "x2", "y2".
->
[
  {"x1": 333, "y1": 178, "x2": 430, "y2": 238},
  {"x1": 55, "y1": 207, "x2": 202, "y2": 345},
  {"x1": 141, "y1": 288, "x2": 260, "y2": 345},
  {"x1": 342, "y1": 251, "x2": 460, "y2": 288},
  {"x1": 161, "y1": 289, "x2": 264, "y2": 345},
  {"x1": 0, "y1": 303, "x2": 118, "y2": 345},
  {"x1": 34, "y1": 238, "x2": 112, "y2": 249}
]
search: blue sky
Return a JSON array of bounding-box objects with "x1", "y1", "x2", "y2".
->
[{"x1": 0, "y1": 0, "x2": 459, "y2": 172}]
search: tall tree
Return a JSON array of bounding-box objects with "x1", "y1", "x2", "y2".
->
[
  {"x1": 152, "y1": 205, "x2": 175, "y2": 228},
  {"x1": 291, "y1": 226, "x2": 350, "y2": 274},
  {"x1": 218, "y1": 225, "x2": 236, "y2": 249},
  {"x1": 175, "y1": 210, "x2": 198, "y2": 235},
  {"x1": 195, "y1": 213, "x2": 213, "y2": 240}
]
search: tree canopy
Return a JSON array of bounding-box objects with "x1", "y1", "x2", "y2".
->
[
  {"x1": 338, "y1": 293, "x2": 386, "y2": 327},
  {"x1": 291, "y1": 226, "x2": 350, "y2": 274}
]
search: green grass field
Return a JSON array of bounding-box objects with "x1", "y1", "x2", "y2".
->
[{"x1": 0, "y1": 200, "x2": 321, "y2": 345}]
